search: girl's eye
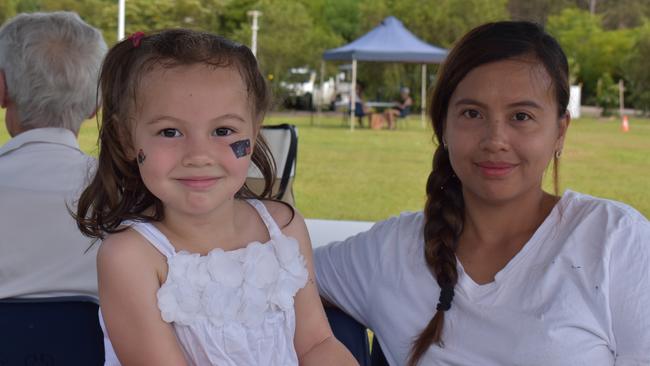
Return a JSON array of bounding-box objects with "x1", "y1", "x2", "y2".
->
[
  {"x1": 159, "y1": 128, "x2": 182, "y2": 138},
  {"x1": 462, "y1": 109, "x2": 481, "y2": 119},
  {"x1": 213, "y1": 127, "x2": 234, "y2": 136},
  {"x1": 513, "y1": 112, "x2": 532, "y2": 121}
]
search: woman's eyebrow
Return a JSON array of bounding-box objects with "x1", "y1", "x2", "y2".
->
[
  {"x1": 453, "y1": 98, "x2": 542, "y2": 110},
  {"x1": 454, "y1": 98, "x2": 488, "y2": 108},
  {"x1": 506, "y1": 100, "x2": 543, "y2": 109}
]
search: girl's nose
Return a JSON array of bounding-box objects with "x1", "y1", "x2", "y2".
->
[
  {"x1": 478, "y1": 119, "x2": 509, "y2": 153},
  {"x1": 181, "y1": 138, "x2": 215, "y2": 167}
]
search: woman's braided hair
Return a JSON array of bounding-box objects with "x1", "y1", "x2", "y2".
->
[{"x1": 407, "y1": 21, "x2": 569, "y2": 365}]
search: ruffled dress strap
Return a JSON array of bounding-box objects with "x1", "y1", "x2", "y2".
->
[
  {"x1": 245, "y1": 199, "x2": 283, "y2": 239},
  {"x1": 122, "y1": 220, "x2": 176, "y2": 258}
]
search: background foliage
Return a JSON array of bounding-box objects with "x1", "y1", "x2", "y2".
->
[{"x1": 0, "y1": 0, "x2": 649, "y2": 111}]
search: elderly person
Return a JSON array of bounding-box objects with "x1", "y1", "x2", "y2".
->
[{"x1": 0, "y1": 12, "x2": 107, "y2": 299}]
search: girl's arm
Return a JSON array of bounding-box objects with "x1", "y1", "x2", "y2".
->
[
  {"x1": 98, "y1": 230, "x2": 188, "y2": 366},
  {"x1": 271, "y1": 204, "x2": 358, "y2": 366}
]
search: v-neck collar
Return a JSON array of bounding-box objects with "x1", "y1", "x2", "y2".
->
[{"x1": 455, "y1": 191, "x2": 572, "y2": 301}]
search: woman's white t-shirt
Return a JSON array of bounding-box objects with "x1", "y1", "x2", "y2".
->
[{"x1": 314, "y1": 190, "x2": 650, "y2": 365}]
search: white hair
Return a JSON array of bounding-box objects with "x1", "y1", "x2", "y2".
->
[{"x1": 0, "y1": 11, "x2": 107, "y2": 133}]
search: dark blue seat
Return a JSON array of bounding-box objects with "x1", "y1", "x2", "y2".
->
[
  {"x1": 0, "y1": 296, "x2": 105, "y2": 365},
  {"x1": 326, "y1": 307, "x2": 370, "y2": 365},
  {"x1": 371, "y1": 336, "x2": 389, "y2": 366},
  {"x1": 326, "y1": 307, "x2": 389, "y2": 366}
]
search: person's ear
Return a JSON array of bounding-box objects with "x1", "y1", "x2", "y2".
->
[
  {"x1": 555, "y1": 111, "x2": 571, "y2": 153},
  {"x1": 0, "y1": 70, "x2": 9, "y2": 109}
]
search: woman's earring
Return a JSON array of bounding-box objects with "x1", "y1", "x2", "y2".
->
[
  {"x1": 442, "y1": 139, "x2": 448, "y2": 150},
  {"x1": 555, "y1": 149, "x2": 562, "y2": 159}
]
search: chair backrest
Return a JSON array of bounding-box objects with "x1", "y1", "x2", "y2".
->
[
  {"x1": 246, "y1": 124, "x2": 298, "y2": 205},
  {"x1": 0, "y1": 296, "x2": 104, "y2": 365},
  {"x1": 371, "y1": 336, "x2": 389, "y2": 366},
  {"x1": 325, "y1": 307, "x2": 370, "y2": 366}
]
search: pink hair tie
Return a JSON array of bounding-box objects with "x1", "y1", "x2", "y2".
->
[{"x1": 128, "y1": 31, "x2": 145, "y2": 47}]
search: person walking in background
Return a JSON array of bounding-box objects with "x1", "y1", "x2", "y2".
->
[
  {"x1": 315, "y1": 21, "x2": 650, "y2": 365},
  {"x1": 0, "y1": 12, "x2": 107, "y2": 299},
  {"x1": 75, "y1": 29, "x2": 357, "y2": 365},
  {"x1": 384, "y1": 87, "x2": 413, "y2": 130}
]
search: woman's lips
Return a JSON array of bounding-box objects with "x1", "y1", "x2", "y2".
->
[{"x1": 475, "y1": 161, "x2": 517, "y2": 177}]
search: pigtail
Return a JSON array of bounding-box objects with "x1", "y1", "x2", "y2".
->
[{"x1": 238, "y1": 134, "x2": 276, "y2": 199}]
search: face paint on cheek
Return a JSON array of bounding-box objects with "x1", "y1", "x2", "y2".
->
[
  {"x1": 137, "y1": 149, "x2": 146, "y2": 164},
  {"x1": 230, "y1": 139, "x2": 251, "y2": 159}
]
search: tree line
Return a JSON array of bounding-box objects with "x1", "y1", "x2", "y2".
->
[{"x1": 1, "y1": 0, "x2": 649, "y2": 113}]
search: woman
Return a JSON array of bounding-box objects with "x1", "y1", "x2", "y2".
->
[{"x1": 314, "y1": 21, "x2": 650, "y2": 365}]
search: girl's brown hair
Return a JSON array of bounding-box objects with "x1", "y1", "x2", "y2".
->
[
  {"x1": 408, "y1": 21, "x2": 569, "y2": 365},
  {"x1": 76, "y1": 29, "x2": 276, "y2": 239}
]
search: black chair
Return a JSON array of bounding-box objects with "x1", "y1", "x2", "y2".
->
[
  {"x1": 0, "y1": 296, "x2": 105, "y2": 365},
  {"x1": 371, "y1": 336, "x2": 389, "y2": 366},
  {"x1": 246, "y1": 124, "x2": 298, "y2": 205},
  {"x1": 325, "y1": 307, "x2": 390, "y2": 365}
]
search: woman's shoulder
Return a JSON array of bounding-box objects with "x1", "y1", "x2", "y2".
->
[
  {"x1": 323, "y1": 211, "x2": 424, "y2": 254},
  {"x1": 557, "y1": 190, "x2": 650, "y2": 251},
  {"x1": 561, "y1": 190, "x2": 648, "y2": 226},
  {"x1": 372, "y1": 211, "x2": 425, "y2": 236}
]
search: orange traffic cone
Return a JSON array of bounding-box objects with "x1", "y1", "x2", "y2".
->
[{"x1": 621, "y1": 115, "x2": 630, "y2": 132}]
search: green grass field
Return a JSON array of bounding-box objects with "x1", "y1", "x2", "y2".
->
[{"x1": 2, "y1": 113, "x2": 648, "y2": 220}]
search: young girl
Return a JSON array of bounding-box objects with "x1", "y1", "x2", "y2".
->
[
  {"x1": 76, "y1": 29, "x2": 357, "y2": 366},
  {"x1": 315, "y1": 21, "x2": 650, "y2": 365}
]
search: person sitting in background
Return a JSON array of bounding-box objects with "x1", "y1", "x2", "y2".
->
[
  {"x1": 383, "y1": 86, "x2": 413, "y2": 130},
  {"x1": 353, "y1": 82, "x2": 372, "y2": 128},
  {"x1": 0, "y1": 12, "x2": 107, "y2": 299}
]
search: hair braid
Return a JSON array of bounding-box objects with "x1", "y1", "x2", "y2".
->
[{"x1": 407, "y1": 146, "x2": 464, "y2": 365}]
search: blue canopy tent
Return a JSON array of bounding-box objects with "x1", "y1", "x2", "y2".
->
[{"x1": 322, "y1": 16, "x2": 447, "y2": 130}]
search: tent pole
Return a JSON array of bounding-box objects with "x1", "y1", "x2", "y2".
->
[
  {"x1": 118, "y1": 0, "x2": 125, "y2": 41},
  {"x1": 316, "y1": 60, "x2": 325, "y2": 126},
  {"x1": 421, "y1": 64, "x2": 426, "y2": 128},
  {"x1": 350, "y1": 59, "x2": 357, "y2": 131}
]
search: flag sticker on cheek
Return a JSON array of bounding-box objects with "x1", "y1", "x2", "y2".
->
[
  {"x1": 137, "y1": 149, "x2": 146, "y2": 164},
  {"x1": 230, "y1": 139, "x2": 251, "y2": 158}
]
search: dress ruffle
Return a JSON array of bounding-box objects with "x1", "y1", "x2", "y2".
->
[{"x1": 157, "y1": 236, "x2": 308, "y2": 328}]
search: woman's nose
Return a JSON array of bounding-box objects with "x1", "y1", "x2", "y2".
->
[{"x1": 478, "y1": 119, "x2": 509, "y2": 152}]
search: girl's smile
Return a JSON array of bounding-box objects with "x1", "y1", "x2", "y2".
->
[{"x1": 175, "y1": 176, "x2": 221, "y2": 190}]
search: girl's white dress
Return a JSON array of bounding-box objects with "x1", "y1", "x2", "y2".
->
[{"x1": 100, "y1": 199, "x2": 309, "y2": 365}]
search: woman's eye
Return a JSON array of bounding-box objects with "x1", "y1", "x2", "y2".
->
[
  {"x1": 513, "y1": 112, "x2": 532, "y2": 121},
  {"x1": 213, "y1": 127, "x2": 234, "y2": 136},
  {"x1": 462, "y1": 109, "x2": 481, "y2": 119},
  {"x1": 159, "y1": 128, "x2": 182, "y2": 138}
]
